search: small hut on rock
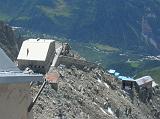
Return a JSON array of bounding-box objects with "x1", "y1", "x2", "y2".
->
[
  {"x1": 135, "y1": 76, "x2": 154, "y2": 102},
  {"x1": 17, "y1": 38, "x2": 55, "y2": 74}
]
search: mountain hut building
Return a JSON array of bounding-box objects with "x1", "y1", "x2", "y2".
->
[
  {"x1": 17, "y1": 39, "x2": 55, "y2": 74},
  {"x1": 135, "y1": 76, "x2": 153, "y2": 102}
]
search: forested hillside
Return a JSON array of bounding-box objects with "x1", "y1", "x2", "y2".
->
[{"x1": 0, "y1": 0, "x2": 159, "y2": 53}]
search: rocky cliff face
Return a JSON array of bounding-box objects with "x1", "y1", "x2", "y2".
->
[
  {"x1": 32, "y1": 65, "x2": 160, "y2": 119},
  {"x1": 0, "y1": 21, "x2": 21, "y2": 60}
]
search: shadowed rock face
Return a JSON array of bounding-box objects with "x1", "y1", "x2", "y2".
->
[{"x1": 0, "y1": 21, "x2": 21, "y2": 60}]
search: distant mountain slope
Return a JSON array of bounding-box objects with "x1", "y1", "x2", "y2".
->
[{"x1": 0, "y1": 0, "x2": 160, "y2": 53}]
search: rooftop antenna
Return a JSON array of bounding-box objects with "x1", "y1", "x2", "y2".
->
[{"x1": 37, "y1": 38, "x2": 40, "y2": 41}]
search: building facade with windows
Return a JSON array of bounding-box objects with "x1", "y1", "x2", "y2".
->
[{"x1": 17, "y1": 39, "x2": 55, "y2": 74}]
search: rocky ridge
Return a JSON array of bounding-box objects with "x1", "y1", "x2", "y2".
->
[{"x1": 32, "y1": 65, "x2": 160, "y2": 119}]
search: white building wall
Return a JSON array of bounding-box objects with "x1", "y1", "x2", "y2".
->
[
  {"x1": 0, "y1": 83, "x2": 33, "y2": 119},
  {"x1": 17, "y1": 39, "x2": 55, "y2": 73}
]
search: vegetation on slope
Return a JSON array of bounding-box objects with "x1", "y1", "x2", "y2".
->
[{"x1": 0, "y1": 0, "x2": 159, "y2": 53}]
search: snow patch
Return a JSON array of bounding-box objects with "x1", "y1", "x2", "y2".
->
[
  {"x1": 104, "y1": 82, "x2": 110, "y2": 88},
  {"x1": 97, "y1": 78, "x2": 102, "y2": 83},
  {"x1": 108, "y1": 107, "x2": 114, "y2": 115},
  {"x1": 100, "y1": 107, "x2": 107, "y2": 115}
]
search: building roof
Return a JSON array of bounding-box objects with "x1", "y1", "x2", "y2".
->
[
  {"x1": 135, "y1": 76, "x2": 153, "y2": 86},
  {"x1": 0, "y1": 72, "x2": 43, "y2": 84},
  {"x1": 0, "y1": 48, "x2": 43, "y2": 84},
  {"x1": 0, "y1": 48, "x2": 20, "y2": 72},
  {"x1": 114, "y1": 72, "x2": 120, "y2": 77},
  {"x1": 17, "y1": 38, "x2": 55, "y2": 61},
  {"x1": 118, "y1": 76, "x2": 135, "y2": 82},
  {"x1": 108, "y1": 69, "x2": 116, "y2": 74}
]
